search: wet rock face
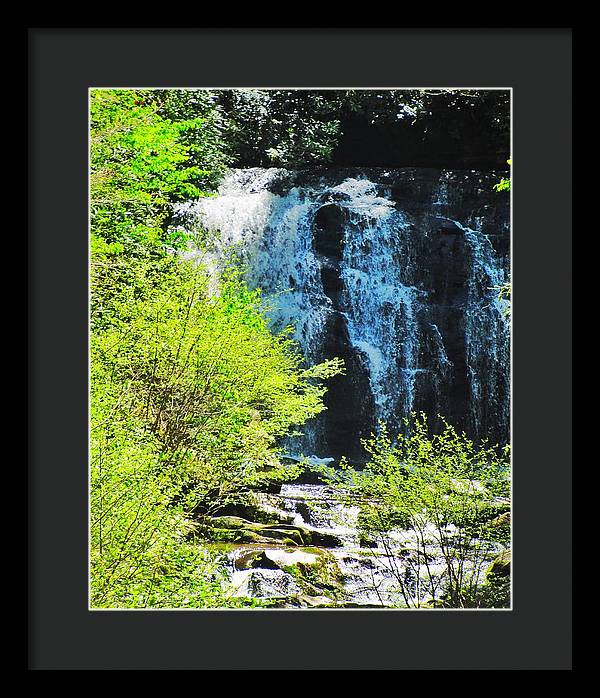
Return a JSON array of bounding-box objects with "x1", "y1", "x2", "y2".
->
[
  {"x1": 177, "y1": 167, "x2": 510, "y2": 458},
  {"x1": 313, "y1": 204, "x2": 346, "y2": 259},
  {"x1": 312, "y1": 202, "x2": 377, "y2": 460},
  {"x1": 318, "y1": 299, "x2": 377, "y2": 462}
]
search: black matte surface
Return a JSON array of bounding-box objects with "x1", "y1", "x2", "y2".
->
[{"x1": 29, "y1": 28, "x2": 572, "y2": 671}]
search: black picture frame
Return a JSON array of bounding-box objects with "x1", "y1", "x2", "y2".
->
[{"x1": 29, "y1": 28, "x2": 572, "y2": 670}]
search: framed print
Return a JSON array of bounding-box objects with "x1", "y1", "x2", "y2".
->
[{"x1": 29, "y1": 28, "x2": 572, "y2": 670}]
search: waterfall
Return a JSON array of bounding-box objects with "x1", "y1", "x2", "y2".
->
[{"x1": 175, "y1": 167, "x2": 510, "y2": 460}]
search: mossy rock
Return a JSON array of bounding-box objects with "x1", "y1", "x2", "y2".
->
[
  {"x1": 283, "y1": 548, "x2": 345, "y2": 598},
  {"x1": 258, "y1": 526, "x2": 305, "y2": 545},
  {"x1": 210, "y1": 499, "x2": 293, "y2": 525},
  {"x1": 199, "y1": 516, "x2": 342, "y2": 549},
  {"x1": 198, "y1": 524, "x2": 292, "y2": 545},
  {"x1": 208, "y1": 516, "x2": 263, "y2": 531},
  {"x1": 359, "y1": 534, "x2": 379, "y2": 549},
  {"x1": 200, "y1": 517, "x2": 310, "y2": 545},
  {"x1": 490, "y1": 511, "x2": 511, "y2": 529},
  {"x1": 486, "y1": 549, "x2": 511, "y2": 578},
  {"x1": 200, "y1": 527, "x2": 263, "y2": 544},
  {"x1": 231, "y1": 568, "x2": 301, "y2": 599}
]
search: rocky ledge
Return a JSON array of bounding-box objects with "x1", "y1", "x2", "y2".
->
[{"x1": 197, "y1": 515, "x2": 343, "y2": 548}]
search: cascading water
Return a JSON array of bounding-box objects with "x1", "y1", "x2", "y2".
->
[
  {"x1": 222, "y1": 483, "x2": 506, "y2": 607},
  {"x1": 175, "y1": 167, "x2": 510, "y2": 461}
]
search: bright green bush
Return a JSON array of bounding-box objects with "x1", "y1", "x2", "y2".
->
[
  {"x1": 328, "y1": 414, "x2": 510, "y2": 608},
  {"x1": 93, "y1": 260, "x2": 342, "y2": 509},
  {"x1": 90, "y1": 366, "x2": 277, "y2": 609},
  {"x1": 90, "y1": 388, "x2": 222, "y2": 608},
  {"x1": 90, "y1": 89, "x2": 227, "y2": 328},
  {"x1": 90, "y1": 89, "x2": 207, "y2": 245},
  {"x1": 90, "y1": 89, "x2": 343, "y2": 607},
  {"x1": 493, "y1": 159, "x2": 511, "y2": 192},
  {"x1": 91, "y1": 258, "x2": 341, "y2": 607}
]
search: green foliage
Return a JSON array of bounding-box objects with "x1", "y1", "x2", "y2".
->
[
  {"x1": 329, "y1": 414, "x2": 510, "y2": 608},
  {"x1": 217, "y1": 89, "x2": 341, "y2": 167},
  {"x1": 93, "y1": 259, "x2": 342, "y2": 510},
  {"x1": 90, "y1": 89, "x2": 205, "y2": 246},
  {"x1": 90, "y1": 379, "x2": 272, "y2": 609},
  {"x1": 458, "y1": 573, "x2": 511, "y2": 609},
  {"x1": 217, "y1": 89, "x2": 510, "y2": 168},
  {"x1": 491, "y1": 159, "x2": 511, "y2": 315},
  {"x1": 494, "y1": 158, "x2": 512, "y2": 192},
  {"x1": 494, "y1": 278, "x2": 511, "y2": 318},
  {"x1": 90, "y1": 389, "x2": 223, "y2": 608},
  {"x1": 150, "y1": 89, "x2": 231, "y2": 191},
  {"x1": 217, "y1": 89, "x2": 432, "y2": 167},
  {"x1": 90, "y1": 89, "x2": 342, "y2": 608},
  {"x1": 91, "y1": 257, "x2": 341, "y2": 607},
  {"x1": 90, "y1": 89, "x2": 229, "y2": 328}
]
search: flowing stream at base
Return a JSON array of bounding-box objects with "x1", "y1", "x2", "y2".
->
[{"x1": 223, "y1": 484, "x2": 505, "y2": 608}]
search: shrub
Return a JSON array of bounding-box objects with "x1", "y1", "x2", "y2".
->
[{"x1": 329, "y1": 414, "x2": 510, "y2": 608}]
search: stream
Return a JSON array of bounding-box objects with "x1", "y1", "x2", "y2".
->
[{"x1": 221, "y1": 483, "x2": 505, "y2": 609}]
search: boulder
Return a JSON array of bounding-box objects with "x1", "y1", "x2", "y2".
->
[
  {"x1": 247, "y1": 551, "x2": 282, "y2": 570},
  {"x1": 210, "y1": 500, "x2": 295, "y2": 525},
  {"x1": 256, "y1": 523, "x2": 343, "y2": 548},
  {"x1": 258, "y1": 526, "x2": 306, "y2": 546},
  {"x1": 359, "y1": 534, "x2": 379, "y2": 549},
  {"x1": 198, "y1": 527, "x2": 266, "y2": 544},
  {"x1": 486, "y1": 549, "x2": 511, "y2": 578},
  {"x1": 208, "y1": 516, "x2": 262, "y2": 531},
  {"x1": 200, "y1": 516, "x2": 326, "y2": 547},
  {"x1": 231, "y1": 569, "x2": 301, "y2": 599},
  {"x1": 307, "y1": 530, "x2": 344, "y2": 548},
  {"x1": 490, "y1": 511, "x2": 511, "y2": 528}
]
